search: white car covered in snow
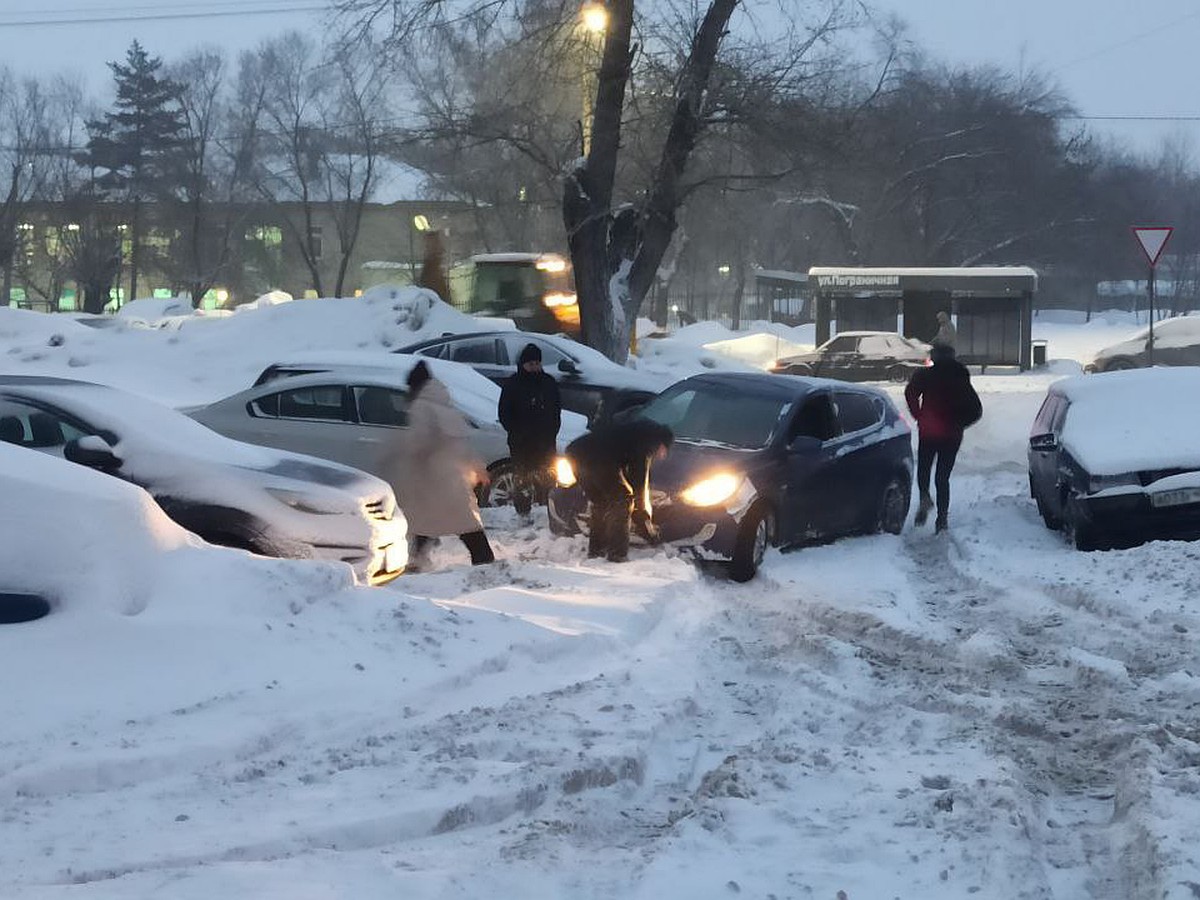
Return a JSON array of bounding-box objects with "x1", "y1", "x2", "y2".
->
[
  {"x1": 0, "y1": 376, "x2": 407, "y2": 583},
  {"x1": 1028, "y1": 367, "x2": 1200, "y2": 550}
]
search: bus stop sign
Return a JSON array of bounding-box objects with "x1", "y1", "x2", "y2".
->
[{"x1": 1132, "y1": 226, "x2": 1173, "y2": 267}]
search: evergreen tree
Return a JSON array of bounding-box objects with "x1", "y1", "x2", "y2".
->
[{"x1": 85, "y1": 41, "x2": 185, "y2": 304}]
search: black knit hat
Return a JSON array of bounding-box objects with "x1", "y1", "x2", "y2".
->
[
  {"x1": 518, "y1": 342, "x2": 543, "y2": 365},
  {"x1": 930, "y1": 343, "x2": 956, "y2": 363}
]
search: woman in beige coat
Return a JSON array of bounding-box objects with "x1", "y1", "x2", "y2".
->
[{"x1": 395, "y1": 361, "x2": 495, "y2": 569}]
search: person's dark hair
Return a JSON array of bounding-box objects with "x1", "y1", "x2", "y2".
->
[
  {"x1": 625, "y1": 418, "x2": 674, "y2": 454},
  {"x1": 407, "y1": 359, "x2": 432, "y2": 395},
  {"x1": 518, "y1": 342, "x2": 543, "y2": 366},
  {"x1": 930, "y1": 343, "x2": 956, "y2": 364}
]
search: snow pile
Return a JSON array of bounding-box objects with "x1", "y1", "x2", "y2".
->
[
  {"x1": 0, "y1": 287, "x2": 496, "y2": 408},
  {"x1": 5, "y1": 305, "x2": 1200, "y2": 897}
]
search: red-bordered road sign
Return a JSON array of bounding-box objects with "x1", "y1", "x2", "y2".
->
[{"x1": 1132, "y1": 226, "x2": 1174, "y2": 267}]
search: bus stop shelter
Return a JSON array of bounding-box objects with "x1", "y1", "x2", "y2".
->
[{"x1": 808, "y1": 266, "x2": 1039, "y2": 369}]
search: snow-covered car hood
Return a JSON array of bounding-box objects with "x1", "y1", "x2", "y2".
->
[{"x1": 1054, "y1": 369, "x2": 1200, "y2": 475}]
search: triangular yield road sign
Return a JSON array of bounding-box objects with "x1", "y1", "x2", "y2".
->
[{"x1": 1132, "y1": 226, "x2": 1173, "y2": 267}]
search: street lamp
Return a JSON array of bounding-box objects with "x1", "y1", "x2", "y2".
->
[
  {"x1": 581, "y1": 3, "x2": 608, "y2": 33},
  {"x1": 578, "y1": 3, "x2": 607, "y2": 155}
]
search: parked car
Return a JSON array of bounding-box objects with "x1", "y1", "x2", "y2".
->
[
  {"x1": 397, "y1": 331, "x2": 663, "y2": 426},
  {"x1": 1028, "y1": 368, "x2": 1200, "y2": 550},
  {"x1": 194, "y1": 365, "x2": 527, "y2": 507},
  {"x1": 771, "y1": 331, "x2": 931, "y2": 383},
  {"x1": 548, "y1": 372, "x2": 913, "y2": 581},
  {"x1": 1085, "y1": 315, "x2": 1200, "y2": 372},
  {"x1": 0, "y1": 376, "x2": 407, "y2": 584}
]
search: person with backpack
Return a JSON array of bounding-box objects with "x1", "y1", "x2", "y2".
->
[
  {"x1": 904, "y1": 343, "x2": 982, "y2": 533},
  {"x1": 498, "y1": 342, "x2": 562, "y2": 518}
]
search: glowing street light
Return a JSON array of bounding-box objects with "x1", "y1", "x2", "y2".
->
[
  {"x1": 578, "y1": 4, "x2": 608, "y2": 155},
  {"x1": 580, "y1": 3, "x2": 608, "y2": 33}
]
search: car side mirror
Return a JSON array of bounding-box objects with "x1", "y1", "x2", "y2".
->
[
  {"x1": 787, "y1": 435, "x2": 822, "y2": 453},
  {"x1": 557, "y1": 358, "x2": 579, "y2": 374},
  {"x1": 1029, "y1": 433, "x2": 1057, "y2": 452},
  {"x1": 65, "y1": 434, "x2": 122, "y2": 470}
]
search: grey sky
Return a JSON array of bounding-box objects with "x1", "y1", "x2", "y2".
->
[{"x1": 2, "y1": 0, "x2": 1197, "y2": 157}]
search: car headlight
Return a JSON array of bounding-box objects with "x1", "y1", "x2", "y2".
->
[
  {"x1": 1087, "y1": 473, "x2": 1140, "y2": 493},
  {"x1": 265, "y1": 487, "x2": 345, "y2": 515},
  {"x1": 554, "y1": 456, "x2": 577, "y2": 487},
  {"x1": 679, "y1": 473, "x2": 742, "y2": 507}
]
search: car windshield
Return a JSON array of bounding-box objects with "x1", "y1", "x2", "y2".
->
[{"x1": 639, "y1": 383, "x2": 790, "y2": 449}]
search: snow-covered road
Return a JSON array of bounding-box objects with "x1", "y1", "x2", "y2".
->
[{"x1": 4, "y1": 301, "x2": 1199, "y2": 897}]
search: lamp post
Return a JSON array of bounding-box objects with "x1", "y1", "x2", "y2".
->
[
  {"x1": 410, "y1": 214, "x2": 430, "y2": 282},
  {"x1": 578, "y1": 3, "x2": 608, "y2": 155}
]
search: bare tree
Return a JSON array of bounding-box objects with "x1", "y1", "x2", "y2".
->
[
  {"x1": 163, "y1": 49, "x2": 256, "y2": 307},
  {"x1": 338, "y1": 0, "x2": 866, "y2": 360},
  {"x1": 240, "y1": 34, "x2": 389, "y2": 298},
  {"x1": 0, "y1": 69, "x2": 55, "y2": 307}
]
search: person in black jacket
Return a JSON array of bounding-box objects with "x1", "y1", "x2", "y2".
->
[
  {"x1": 565, "y1": 419, "x2": 674, "y2": 562},
  {"x1": 904, "y1": 343, "x2": 982, "y2": 532},
  {"x1": 498, "y1": 342, "x2": 562, "y2": 516}
]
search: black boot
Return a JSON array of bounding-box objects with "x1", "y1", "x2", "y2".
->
[{"x1": 460, "y1": 530, "x2": 495, "y2": 565}]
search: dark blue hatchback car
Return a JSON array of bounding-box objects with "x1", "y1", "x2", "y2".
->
[{"x1": 548, "y1": 372, "x2": 913, "y2": 580}]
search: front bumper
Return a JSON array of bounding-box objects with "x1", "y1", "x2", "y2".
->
[
  {"x1": 1078, "y1": 491, "x2": 1200, "y2": 544},
  {"x1": 309, "y1": 516, "x2": 408, "y2": 585},
  {"x1": 548, "y1": 485, "x2": 745, "y2": 562}
]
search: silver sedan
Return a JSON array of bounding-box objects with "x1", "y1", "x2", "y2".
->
[{"x1": 190, "y1": 368, "x2": 519, "y2": 507}]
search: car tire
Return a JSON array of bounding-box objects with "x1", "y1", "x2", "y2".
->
[
  {"x1": 1034, "y1": 494, "x2": 1061, "y2": 529},
  {"x1": 730, "y1": 503, "x2": 773, "y2": 583},
  {"x1": 784, "y1": 364, "x2": 813, "y2": 377},
  {"x1": 877, "y1": 474, "x2": 910, "y2": 534},
  {"x1": 1104, "y1": 357, "x2": 1137, "y2": 371},
  {"x1": 1063, "y1": 494, "x2": 1103, "y2": 551},
  {"x1": 478, "y1": 460, "x2": 517, "y2": 508},
  {"x1": 887, "y1": 365, "x2": 912, "y2": 384}
]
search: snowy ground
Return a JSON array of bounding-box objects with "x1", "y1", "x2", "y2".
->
[{"x1": 4, "y1": 299, "x2": 1200, "y2": 898}]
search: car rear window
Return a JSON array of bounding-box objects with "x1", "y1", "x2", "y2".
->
[{"x1": 276, "y1": 386, "x2": 352, "y2": 421}]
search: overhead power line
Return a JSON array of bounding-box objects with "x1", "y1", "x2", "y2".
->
[{"x1": 0, "y1": 5, "x2": 327, "y2": 27}]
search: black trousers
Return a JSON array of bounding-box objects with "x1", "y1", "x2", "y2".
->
[
  {"x1": 413, "y1": 531, "x2": 495, "y2": 565},
  {"x1": 510, "y1": 447, "x2": 554, "y2": 516},
  {"x1": 916, "y1": 434, "x2": 963, "y2": 518},
  {"x1": 579, "y1": 471, "x2": 634, "y2": 561}
]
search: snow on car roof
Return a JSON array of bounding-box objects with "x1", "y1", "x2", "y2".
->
[{"x1": 1052, "y1": 368, "x2": 1200, "y2": 474}]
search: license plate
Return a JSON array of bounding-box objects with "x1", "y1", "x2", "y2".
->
[{"x1": 1150, "y1": 487, "x2": 1200, "y2": 508}]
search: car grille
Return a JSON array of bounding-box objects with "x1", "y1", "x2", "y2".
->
[
  {"x1": 363, "y1": 498, "x2": 391, "y2": 520},
  {"x1": 1138, "y1": 468, "x2": 1195, "y2": 487}
]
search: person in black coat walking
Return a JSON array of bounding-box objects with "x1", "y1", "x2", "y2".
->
[
  {"x1": 498, "y1": 342, "x2": 562, "y2": 516},
  {"x1": 565, "y1": 419, "x2": 674, "y2": 562},
  {"x1": 904, "y1": 343, "x2": 982, "y2": 532}
]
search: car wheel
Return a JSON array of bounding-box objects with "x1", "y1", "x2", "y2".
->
[
  {"x1": 1062, "y1": 495, "x2": 1103, "y2": 551},
  {"x1": 1104, "y1": 357, "x2": 1137, "y2": 371},
  {"x1": 887, "y1": 365, "x2": 912, "y2": 384},
  {"x1": 478, "y1": 460, "x2": 517, "y2": 508},
  {"x1": 730, "y1": 503, "x2": 773, "y2": 583},
  {"x1": 877, "y1": 474, "x2": 909, "y2": 534},
  {"x1": 784, "y1": 364, "x2": 813, "y2": 377}
]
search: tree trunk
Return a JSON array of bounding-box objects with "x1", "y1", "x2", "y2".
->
[
  {"x1": 128, "y1": 196, "x2": 141, "y2": 305},
  {"x1": 563, "y1": 0, "x2": 739, "y2": 363}
]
